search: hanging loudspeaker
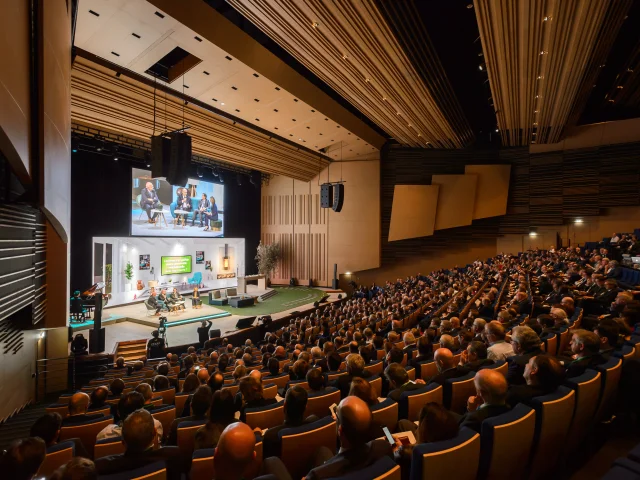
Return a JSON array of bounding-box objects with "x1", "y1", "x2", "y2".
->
[
  {"x1": 332, "y1": 183, "x2": 344, "y2": 212},
  {"x1": 166, "y1": 132, "x2": 191, "y2": 186},
  {"x1": 320, "y1": 183, "x2": 333, "y2": 208},
  {"x1": 151, "y1": 135, "x2": 171, "y2": 178}
]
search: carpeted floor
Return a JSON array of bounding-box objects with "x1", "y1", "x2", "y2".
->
[{"x1": 202, "y1": 286, "x2": 327, "y2": 316}]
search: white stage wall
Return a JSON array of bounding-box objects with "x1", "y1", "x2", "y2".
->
[{"x1": 92, "y1": 236, "x2": 245, "y2": 306}]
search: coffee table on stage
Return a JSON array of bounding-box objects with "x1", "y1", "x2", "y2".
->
[
  {"x1": 152, "y1": 209, "x2": 168, "y2": 228},
  {"x1": 229, "y1": 296, "x2": 255, "y2": 308},
  {"x1": 173, "y1": 209, "x2": 189, "y2": 228}
]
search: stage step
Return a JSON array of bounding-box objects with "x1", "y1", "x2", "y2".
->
[
  {"x1": 258, "y1": 289, "x2": 278, "y2": 302},
  {"x1": 115, "y1": 340, "x2": 148, "y2": 362}
]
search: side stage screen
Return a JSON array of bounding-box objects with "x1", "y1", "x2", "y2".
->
[
  {"x1": 161, "y1": 256, "x2": 192, "y2": 275},
  {"x1": 131, "y1": 168, "x2": 225, "y2": 237}
]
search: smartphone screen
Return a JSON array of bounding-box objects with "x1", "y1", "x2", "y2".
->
[{"x1": 382, "y1": 426, "x2": 395, "y2": 445}]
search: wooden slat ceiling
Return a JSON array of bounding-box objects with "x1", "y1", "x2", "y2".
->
[
  {"x1": 71, "y1": 57, "x2": 330, "y2": 181},
  {"x1": 225, "y1": 0, "x2": 472, "y2": 149},
  {"x1": 474, "y1": 0, "x2": 632, "y2": 146}
]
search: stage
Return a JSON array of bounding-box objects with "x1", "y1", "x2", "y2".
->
[{"x1": 70, "y1": 286, "x2": 343, "y2": 353}]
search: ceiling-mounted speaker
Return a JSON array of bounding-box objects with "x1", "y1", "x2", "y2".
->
[
  {"x1": 320, "y1": 183, "x2": 333, "y2": 208},
  {"x1": 166, "y1": 132, "x2": 191, "y2": 186},
  {"x1": 151, "y1": 135, "x2": 170, "y2": 177},
  {"x1": 332, "y1": 183, "x2": 344, "y2": 212}
]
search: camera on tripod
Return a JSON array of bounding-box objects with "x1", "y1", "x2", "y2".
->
[{"x1": 158, "y1": 316, "x2": 167, "y2": 335}]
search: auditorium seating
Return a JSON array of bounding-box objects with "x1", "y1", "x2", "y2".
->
[
  {"x1": 37, "y1": 441, "x2": 75, "y2": 477},
  {"x1": 177, "y1": 419, "x2": 207, "y2": 457},
  {"x1": 594, "y1": 357, "x2": 623, "y2": 423},
  {"x1": 445, "y1": 372, "x2": 476, "y2": 414},
  {"x1": 399, "y1": 384, "x2": 442, "y2": 422},
  {"x1": 244, "y1": 401, "x2": 284, "y2": 430},
  {"x1": 98, "y1": 460, "x2": 166, "y2": 480},
  {"x1": 371, "y1": 398, "x2": 399, "y2": 433},
  {"x1": 410, "y1": 428, "x2": 480, "y2": 480},
  {"x1": 94, "y1": 436, "x2": 126, "y2": 459},
  {"x1": 280, "y1": 416, "x2": 337, "y2": 479},
  {"x1": 150, "y1": 405, "x2": 176, "y2": 439},
  {"x1": 563, "y1": 370, "x2": 602, "y2": 455},
  {"x1": 304, "y1": 387, "x2": 341, "y2": 418},
  {"x1": 59, "y1": 415, "x2": 113, "y2": 458},
  {"x1": 330, "y1": 456, "x2": 400, "y2": 480}
]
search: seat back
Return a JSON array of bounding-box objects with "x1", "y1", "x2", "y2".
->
[
  {"x1": 280, "y1": 417, "x2": 337, "y2": 480},
  {"x1": 479, "y1": 404, "x2": 536, "y2": 480},
  {"x1": 400, "y1": 384, "x2": 443, "y2": 422},
  {"x1": 150, "y1": 405, "x2": 176, "y2": 440},
  {"x1": 305, "y1": 387, "x2": 341, "y2": 418},
  {"x1": 150, "y1": 396, "x2": 163, "y2": 407},
  {"x1": 156, "y1": 387, "x2": 175, "y2": 405},
  {"x1": 420, "y1": 362, "x2": 438, "y2": 381},
  {"x1": 370, "y1": 398, "x2": 398, "y2": 432},
  {"x1": 410, "y1": 428, "x2": 480, "y2": 480},
  {"x1": 37, "y1": 441, "x2": 75, "y2": 477},
  {"x1": 175, "y1": 393, "x2": 190, "y2": 416},
  {"x1": 545, "y1": 334, "x2": 558, "y2": 356},
  {"x1": 480, "y1": 360, "x2": 507, "y2": 377},
  {"x1": 177, "y1": 419, "x2": 208, "y2": 457},
  {"x1": 369, "y1": 376, "x2": 383, "y2": 398},
  {"x1": 364, "y1": 360, "x2": 384, "y2": 377},
  {"x1": 244, "y1": 401, "x2": 285, "y2": 430},
  {"x1": 94, "y1": 436, "x2": 126, "y2": 459},
  {"x1": 564, "y1": 370, "x2": 601, "y2": 455},
  {"x1": 263, "y1": 383, "x2": 278, "y2": 399},
  {"x1": 528, "y1": 387, "x2": 576, "y2": 479},
  {"x1": 329, "y1": 456, "x2": 400, "y2": 480},
  {"x1": 326, "y1": 370, "x2": 348, "y2": 382},
  {"x1": 558, "y1": 328, "x2": 569, "y2": 355},
  {"x1": 46, "y1": 404, "x2": 70, "y2": 418},
  {"x1": 445, "y1": 372, "x2": 476, "y2": 413},
  {"x1": 98, "y1": 460, "x2": 166, "y2": 480},
  {"x1": 190, "y1": 448, "x2": 214, "y2": 480},
  {"x1": 405, "y1": 366, "x2": 416, "y2": 380},
  {"x1": 595, "y1": 357, "x2": 623, "y2": 422},
  {"x1": 59, "y1": 415, "x2": 113, "y2": 458},
  {"x1": 266, "y1": 373, "x2": 290, "y2": 390}
]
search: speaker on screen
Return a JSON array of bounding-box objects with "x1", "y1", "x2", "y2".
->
[
  {"x1": 332, "y1": 183, "x2": 344, "y2": 212},
  {"x1": 166, "y1": 132, "x2": 192, "y2": 186},
  {"x1": 321, "y1": 183, "x2": 333, "y2": 208},
  {"x1": 151, "y1": 135, "x2": 171, "y2": 178}
]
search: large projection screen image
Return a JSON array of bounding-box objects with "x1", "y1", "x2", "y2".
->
[
  {"x1": 131, "y1": 168, "x2": 225, "y2": 237},
  {"x1": 161, "y1": 255, "x2": 192, "y2": 275}
]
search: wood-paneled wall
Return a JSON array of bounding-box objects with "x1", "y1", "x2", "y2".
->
[
  {"x1": 261, "y1": 160, "x2": 380, "y2": 286},
  {"x1": 378, "y1": 140, "x2": 640, "y2": 274}
]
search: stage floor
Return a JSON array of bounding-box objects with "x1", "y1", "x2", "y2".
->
[{"x1": 71, "y1": 286, "x2": 343, "y2": 353}]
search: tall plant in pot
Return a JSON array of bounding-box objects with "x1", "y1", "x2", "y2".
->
[
  {"x1": 124, "y1": 261, "x2": 134, "y2": 292},
  {"x1": 255, "y1": 241, "x2": 281, "y2": 285}
]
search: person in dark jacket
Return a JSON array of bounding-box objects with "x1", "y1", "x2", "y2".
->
[
  {"x1": 459, "y1": 369, "x2": 512, "y2": 433},
  {"x1": 460, "y1": 341, "x2": 494, "y2": 371},
  {"x1": 506, "y1": 326, "x2": 543, "y2": 385},
  {"x1": 197, "y1": 320, "x2": 212, "y2": 348},
  {"x1": 563, "y1": 329, "x2": 607, "y2": 378},
  {"x1": 506, "y1": 354, "x2": 564, "y2": 406}
]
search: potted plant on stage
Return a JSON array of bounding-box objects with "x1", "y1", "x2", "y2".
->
[
  {"x1": 256, "y1": 241, "x2": 281, "y2": 286},
  {"x1": 124, "y1": 261, "x2": 134, "y2": 292}
]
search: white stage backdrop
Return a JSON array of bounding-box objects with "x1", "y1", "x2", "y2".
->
[{"x1": 92, "y1": 236, "x2": 245, "y2": 306}]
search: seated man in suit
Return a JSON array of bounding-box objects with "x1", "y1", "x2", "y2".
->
[
  {"x1": 332, "y1": 354, "x2": 372, "y2": 399},
  {"x1": 167, "y1": 385, "x2": 212, "y2": 445},
  {"x1": 563, "y1": 329, "x2": 607, "y2": 378},
  {"x1": 425, "y1": 348, "x2": 470, "y2": 386},
  {"x1": 303, "y1": 396, "x2": 393, "y2": 480},
  {"x1": 385, "y1": 363, "x2": 424, "y2": 402},
  {"x1": 307, "y1": 367, "x2": 328, "y2": 393},
  {"x1": 140, "y1": 182, "x2": 160, "y2": 223},
  {"x1": 595, "y1": 318, "x2": 623, "y2": 359},
  {"x1": 459, "y1": 341, "x2": 494, "y2": 371},
  {"x1": 61, "y1": 392, "x2": 104, "y2": 426},
  {"x1": 30, "y1": 412, "x2": 89, "y2": 458},
  {"x1": 506, "y1": 326, "x2": 543, "y2": 385},
  {"x1": 506, "y1": 354, "x2": 564, "y2": 406},
  {"x1": 97, "y1": 391, "x2": 163, "y2": 445},
  {"x1": 459, "y1": 369, "x2": 512, "y2": 433},
  {"x1": 263, "y1": 386, "x2": 319, "y2": 458},
  {"x1": 95, "y1": 409, "x2": 185, "y2": 480}
]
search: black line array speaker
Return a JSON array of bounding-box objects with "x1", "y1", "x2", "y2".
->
[
  {"x1": 167, "y1": 132, "x2": 192, "y2": 186},
  {"x1": 151, "y1": 135, "x2": 171, "y2": 178},
  {"x1": 333, "y1": 183, "x2": 344, "y2": 212},
  {"x1": 321, "y1": 183, "x2": 333, "y2": 208},
  {"x1": 332, "y1": 263, "x2": 338, "y2": 289},
  {"x1": 210, "y1": 329, "x2": 221, "y2": 338}
]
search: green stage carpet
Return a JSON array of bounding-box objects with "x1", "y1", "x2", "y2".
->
[{"x1": 202, "y1": 286, "x2": 326, "y2": 316}]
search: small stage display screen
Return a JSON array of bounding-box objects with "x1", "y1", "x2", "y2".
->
[
  {"x1": 161, "y1": 255, "x2": 192, "y2": 275},
  {"x1": 131, "y1": 168, "x2": 225, "y2": 237}
]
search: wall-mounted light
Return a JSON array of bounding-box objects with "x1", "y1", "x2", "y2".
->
[
  {"x1": 574, "y1": 218, "x2": 584, "y2": 224},
  {"x1": 529, "y1": 232, "x2": 538, "y2": 237},
  {"x1": 223, "y1": 244, "x2": 230, "y2": 270}
]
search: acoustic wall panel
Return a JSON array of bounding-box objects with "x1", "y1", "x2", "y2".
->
[
  {"x1": 432, "y1": 175, "x2": 478, "y2": 231},
  {"x1": 388, "y1": 185, "x2": 439, "y2": 242},
  {"x1": 465, "y1": 165, "x2": 511, "y2": 220}
]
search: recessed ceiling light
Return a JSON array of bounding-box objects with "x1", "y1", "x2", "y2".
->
[
  {"x1": 111, "y1": 51, "x2": 120, "y2": 57},
  {"x1": 342, "y1": 54, "x2": 348, "y2": 60},
  {"x1": 225, "y1": 55, "x2": 232, "y2": 61},
  {"x1": 89, "y1": 9, "x2": 100, "y2": 17},
  {"x1": 132, "y1": 33, "x2": 141, "y2": 39},
  {"x1": 154, "y1": 11, "x2": 165, "y2": 19},
  {"x1": 231, "y1": 86, "x2": 238, "y2": 90},
  {"x1": 203, "y1": 71, "x2": 210, "y2": 75},
  {"x1": 221, "y1": 102, "x2": 225, "y2": 105},
  {"x1": 298, "y1": 138, "x2": 302, "y2": 141},
  {"x1": 194, "y1": 36, "x2": 202, "y2": 42},
  {"x1": 312, "y1": 22, "x2": 319, "y2": 28},
  {"x1": 212, "y1": 98, "x2": 217, "y2": 102},
  {"x1": 253, "y1": 73, "x2": 259, "y2": 78},
  {"x1": 274, "y1": 109, "x2": 278, "y2": 112}
]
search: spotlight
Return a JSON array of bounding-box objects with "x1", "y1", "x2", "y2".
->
[
  {"x1": 237, "y1": 173, "x2": 243, "y2": 186},
  {"x1": 146, "y1": 164, "x2": 151, "y2": 167},
  {"x1": 197, "y1": 166, "x2": 203, "y2": 178},
  {"x1": 212, "y1": 166, "x2": 218, "y2": 177},
  {"x1": 529, "y1": 232, "x2": 538, "y2": 237},
  {"x1": 575, "y1": 218, "x2": 584, "y2": 224},
  {"x1": 219, "y1": 172, "x2": 224, "y2": 183},
  {"x1": 113, "y1": 156, "x2": 119, "y2": 161}
]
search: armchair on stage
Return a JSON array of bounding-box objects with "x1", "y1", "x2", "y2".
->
[
  {"x1": 188, "y1": 272, "x2": 202, "y2": 287},
  {"x1": 170, "y1": 198, "x2": 222, "y2": 230}
]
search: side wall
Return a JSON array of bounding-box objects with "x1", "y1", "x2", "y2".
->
[{"x1": 261, "y1": 160, "x2": 380, "y2": 286}]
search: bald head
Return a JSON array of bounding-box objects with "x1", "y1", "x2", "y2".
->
[
  {"x1": 474, "y1": 369, "x2": 507, "y2": 406},
  {"x1": 434, "y1": 348, "x2": 454, "y2": 372},
  {"x1": 249, "y1": 369, "x2": 262, "y2": 382},
  {"x1": 69, "y1": 392, "x2": 90, "y2": 415},
  {"x1": 337, "y1": 396, "x2": 372, "y2": 448},
  {"x1": 197, "y1": 367, "x2": 210, "y2": 384},
  {"x1": 214, "y1": 422, "x2": 256, "y2": 479}
]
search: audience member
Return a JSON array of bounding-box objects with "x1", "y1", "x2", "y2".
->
[
  {"x1": 61, "y1": 392, "x2": 103, "y2": 426},
  {"x1": 167, "y1": 385, "x2": 212, "y2": 445},
  {"x1": 506, "y1": 326, "x2": 543, "y2": 384},
  {"x1": 507, "y1": 355, "x2": 564, "y2": 406},
  {"x1": 0, "y1": 437, "x2": 46, "y2": 480},
  {"x1": 459, "y1": 369, "x2": 511, "y2": 432}
]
